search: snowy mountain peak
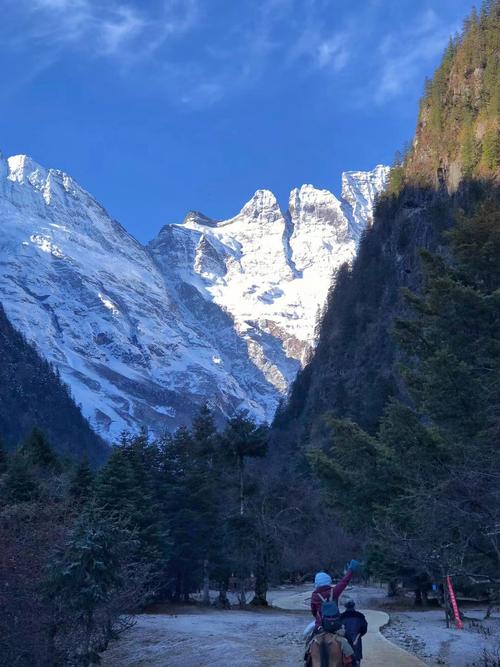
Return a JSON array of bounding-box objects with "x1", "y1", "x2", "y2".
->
[
  {"x1": 7, "y1": 154, "x2": 48, "y2": 183},
  {"x1": 0, "y1": 151, "x2": 388, "y2": 440},
  {"x1": 5, "y1": 153, "x2": 92, "y2": 209},
  {"x1": 341, "y1": 164, "x2": 390, "y2": 238},
  {"x1": 289, "y1": 184, "x2": 344, "y2": 222},
  {"x1": 341, "y1": 164, "x2": 389, "y2": 204},
  {"x1": 182, "y1": 210, "x2": 215, "y2": 227},
  {"x1": 238, "y1": 189, "x2": 281, "y2": 222}
]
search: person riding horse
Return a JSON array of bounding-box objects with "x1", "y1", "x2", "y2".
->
[
  {"x1": 310, "y1": 562, "x2": 357, "y2": 628},
  {"x1": 305, "y1": 560, "x2": 360, "y2": 666}
]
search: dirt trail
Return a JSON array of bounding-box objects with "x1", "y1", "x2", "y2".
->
[
  {"x1": 272, "y1": 589, "x2": 426, "y2": 667},
  {"x1": 102, "y1": 586, "x2": 427, "y2": 666},
  {"x1": 358, "y1": 610, "x2": 426, "y2": 666}
]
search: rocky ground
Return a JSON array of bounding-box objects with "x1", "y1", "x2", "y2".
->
[{"x1": 381, "y1": 607, "x2": 500, "y2": 667}]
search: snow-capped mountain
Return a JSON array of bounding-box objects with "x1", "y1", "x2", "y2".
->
[{"x1": 0, "y1": 150, "x2": 388, "y2": 440}]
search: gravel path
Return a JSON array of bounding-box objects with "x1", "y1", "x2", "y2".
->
[
  {"x1": 101, "y1": 585, "x2": 427, "y2": 666},
  {"x1": 271, "y1": 587, "x2": 426, "y2": 667}
]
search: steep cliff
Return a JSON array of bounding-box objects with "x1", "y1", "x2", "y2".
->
[
  {"x1": 398, "y1": 2, "x2": 499, "y2": 190},
  {"x1": 275, "y1": 0, "x2": 499, "y2": 444}
]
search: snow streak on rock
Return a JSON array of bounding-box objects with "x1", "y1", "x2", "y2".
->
[{"x1": 0, "y1": 150, "x2": 388, "y2": 439}]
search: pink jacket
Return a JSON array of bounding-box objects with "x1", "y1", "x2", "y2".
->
[{"x1": 310, "y1": 570, "x2": 353, "y2": 626}]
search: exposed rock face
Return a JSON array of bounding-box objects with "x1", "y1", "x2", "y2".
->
[
  {"x1": 403, "y1": 6, "x2": 499, "y2": 191},
  {"x1": 0, "y1": 150, "x2": 388, "y2": 440}
]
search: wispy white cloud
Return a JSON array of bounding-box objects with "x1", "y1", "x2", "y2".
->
[
  {"x1": 316, "y1": 35, "x2": 350, "y2": 71},
  {"x1": 26, "y1": 0, "x2": 199, "y2": 59},
  {"x1": 2, "y1": 0, "x2": 464, "y2": 110},
  {"x1": 372, "y1": 9, "x2": 459, "y2": 105},
  {"x1": 99, "y1": 6, "x2": 146, "y2": 56},
  {"x1": 287, "y1": 18, "x2": 352, "y2": 73}
]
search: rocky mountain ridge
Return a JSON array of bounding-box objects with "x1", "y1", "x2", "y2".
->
[{"x1": 0, "y1": 150, "x2": 388, "y2": 440}]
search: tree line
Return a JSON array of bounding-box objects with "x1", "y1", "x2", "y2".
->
[{"x1": 0, "y1": 410, "x2": 356, "y2": 666}]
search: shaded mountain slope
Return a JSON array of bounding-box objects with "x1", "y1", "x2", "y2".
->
[
  {"x1": 274, "y1": 0, "x2": 499, "y2": 446},
  {"x1": 0, "y1": 304, "x2": 108, "y2": 464}
]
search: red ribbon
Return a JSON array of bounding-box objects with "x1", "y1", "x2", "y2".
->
[{"x1": 446, "y1": 575, "x2": 463, "y2": 629}]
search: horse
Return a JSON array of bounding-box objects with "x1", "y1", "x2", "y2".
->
[{"x1": 308, "y1": 632, "x2": 344, "y2": 667}]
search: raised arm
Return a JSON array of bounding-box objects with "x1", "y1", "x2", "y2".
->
[
  {"x1": 331, "y1": 569, "x2": 353, "y2": 599},
  {"x1": 332, "y1": 559, "x2": 359, "y2": 599}
]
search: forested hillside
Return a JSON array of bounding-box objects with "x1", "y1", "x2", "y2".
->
[
  {"x1": 0, "y1": 304, "x2": 107, "y2": 464},
  {"x1": 274, "y1": 0, "x2": 499, "y2": 599},
  {"x1": 275, "y1": 0, "x2": 499, "y2": 439},
  {"x1": 404, "y1": 1, "x2": 499, "y2": 188}
]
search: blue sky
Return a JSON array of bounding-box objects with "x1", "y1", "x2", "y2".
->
[{"x1": 1, "y1": 0, "x2": 474, "y2": 242}]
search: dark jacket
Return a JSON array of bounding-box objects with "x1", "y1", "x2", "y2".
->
[
  {"x1": 310, "y1": 571, "x2": 353, "y2": 627},
  {"x1": 340, "y1": 609, "x2": 368, "y2": 661}
]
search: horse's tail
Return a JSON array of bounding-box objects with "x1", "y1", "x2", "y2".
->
[{"x1": 320, "y1": 639, "x2": 330, "y2": 667}]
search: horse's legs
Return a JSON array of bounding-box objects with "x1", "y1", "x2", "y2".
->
[
  {"x1": 310, "y1": 634, "x2": 343, "y2": 667},
  {"x1": 320, "y1": 640, "x2": 330, "y2": 667}
]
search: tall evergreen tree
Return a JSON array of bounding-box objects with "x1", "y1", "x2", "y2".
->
[
  {"x1": 96, "y1": 434, "x2": 167, "y2": 568},
  {"x1": 221, "y1": 413, "x2": 268, "y2": 516},
  {"x1": 190, "y1": 405, "x2": 225, "y2": 603},
  {"x1": 192, "y1": 404, "x2": 219, "y2": 462},
  {"x1": 20, "y1": 427, "x2": 59, "y2": 469},
  {"x1": 69, "y1": 458, "x2": 94, "y2": 504},
  {"x1": 1, "y1": 454, "x2": 39, "y2": 504},
  {"x1": 159, "y1": 426, "x2": 220, "y2": 599},
  {"x1": 46, "y1": 505, "x2": 136, "y2": 666}
]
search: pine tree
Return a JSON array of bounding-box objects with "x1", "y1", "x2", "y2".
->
[
  {"x1": 20, "y1": 427, "x2": 59, "y2": 469},
  {"x1": 190, "y1": 405, "x2": 224, "y2": 602},
  {"x1": 160, "y1": 427, "x2": 213, "y2": 599},
  {"x1": 96, "y1": 435, "x2": 168, "y2": 568},
  {"x1": 1, "y1": 454, "x2": 39, "y2": 503},
  {"x1": 192, "y1": 404, "x2": 219, "y2": 462},
  {"x1": 222, "y1": 413, "x2": 268, "y2": 516},
  {"x1": 46, "y1": 505, "x2": 134, "y2": 665},
  {"x1": 96, "y1": 446, "x2": 137, "y2": 513},
  {"x1": 69, "y1": 458, "x2": 94, "y2": 503}
]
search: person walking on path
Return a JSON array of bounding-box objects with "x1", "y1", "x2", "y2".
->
[{"x1": 340, "y1": 599, "x2": 368, "y2": 666}]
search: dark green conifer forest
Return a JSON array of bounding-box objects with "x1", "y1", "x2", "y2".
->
[
  {"x1": 275, "y1": 0, "x2": 500, "y2": 609},
  {"x1": 0, "y1": 410, "x2": 354, "y2": 665}
]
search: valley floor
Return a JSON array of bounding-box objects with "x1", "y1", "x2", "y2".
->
[{"x1": 100, "y1": 585, "x2": 499, "y2": 666}]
